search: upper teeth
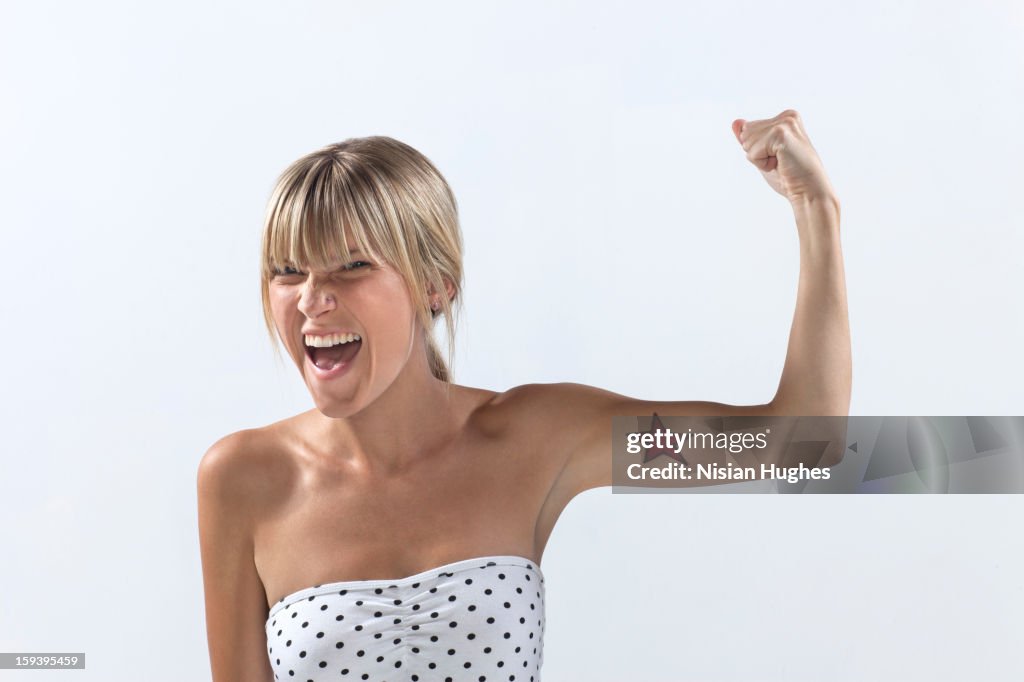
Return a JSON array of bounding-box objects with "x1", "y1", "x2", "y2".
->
[{"x1": 305, "y1": 333, "x2": 362, "y2": 347}]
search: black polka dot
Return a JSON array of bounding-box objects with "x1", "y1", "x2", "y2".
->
[{"x1": 263, "y1": 558, "x2": 545, "y2": 679}]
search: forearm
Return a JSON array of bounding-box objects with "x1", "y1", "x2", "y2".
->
[{"x1": 772, "y1": 195, "x2": 852, "y2": 416}]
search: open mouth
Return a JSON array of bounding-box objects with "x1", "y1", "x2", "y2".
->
[{"x1": 305, "y1": 338, "x2": 362, "y2": 372}]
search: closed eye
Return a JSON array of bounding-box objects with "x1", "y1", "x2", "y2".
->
[{"x1": 271, "y1": 261, "x2": 371, "y2": 277}]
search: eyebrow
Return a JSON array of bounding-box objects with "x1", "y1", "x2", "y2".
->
[{"x1": 277, "y1": 248, "x2": 367, "y2": 268}]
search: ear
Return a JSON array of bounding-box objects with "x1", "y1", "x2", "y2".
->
[{"x1": 427, "y1": 277, "x2": 456, "y2": 303}]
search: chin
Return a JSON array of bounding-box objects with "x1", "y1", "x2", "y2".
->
[
  {"x1": 309, "y1": 392, "x2": 363, "y2": 419},
  {"x1": 314, "y1": 403, "x2": 358, "y2": 419}
]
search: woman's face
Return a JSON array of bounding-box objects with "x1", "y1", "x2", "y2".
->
[{"x1": 268, "y1": 238, "x2": 421, "y2": 418}]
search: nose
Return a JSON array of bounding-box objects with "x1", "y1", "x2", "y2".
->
[{"x1": 297, "y1": 275, "x2": 337, "y2": 319}]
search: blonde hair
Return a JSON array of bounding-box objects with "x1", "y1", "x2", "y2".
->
[{"x1": 259, "y1": 136, "x2": 463, "y2": 383}]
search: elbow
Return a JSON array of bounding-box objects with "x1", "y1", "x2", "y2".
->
[
  {"x1": 818, "y1": 432, "x2": 848, "y2": 468},
  {"x1": 766, "y1": 397, "x2": 851, "y2": 470}
]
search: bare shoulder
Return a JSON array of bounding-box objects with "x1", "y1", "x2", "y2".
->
[
  {"x1": 487, "y1": 381, "x2": 604, "y2": 407},
  {"x1": 198, "y1": 429, "x2": 262, "y2": 486},
  {"x1": 486, "y1": 381, "x2": 622, "y2": 425},
  {"x1": 197, "y1": 426, "x2": 286, "y2": 520},
  {"x1": 473, "y1": 382, "x2": 623, "y2": 456},
  {"x1": 198, "y1": 429, "x2": 261, "y2": 477}
]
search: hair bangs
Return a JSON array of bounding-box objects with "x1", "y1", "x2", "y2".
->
[{"x1": 262, "y1": 162, "x2": 388, "y2": 278}]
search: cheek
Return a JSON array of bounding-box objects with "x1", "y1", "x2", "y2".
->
[
  {"x1": 269, "y1": 297, "x2": 291, "y2": 327},
  {"x1": 268, "y1": 291, "x2": 301, "y2": 343},
  {"x1": 361, "y1": 282, "x2": 419, "y2": 351},
  {"x1": 358, "y1": 276, "x2": 417, "y2": 320}
]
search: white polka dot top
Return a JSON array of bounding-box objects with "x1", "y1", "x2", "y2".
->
[{"x1": 265, "y1": 555, "x2": 546, "y2": 682}]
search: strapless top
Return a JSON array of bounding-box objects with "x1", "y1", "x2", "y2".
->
[{"x1": 265, "y1": 555, "x2": 545, "y2": 682}]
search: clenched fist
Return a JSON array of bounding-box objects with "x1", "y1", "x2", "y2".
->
[{"x1": 732, "y1": 110, "x2": 837, "y2": 206}]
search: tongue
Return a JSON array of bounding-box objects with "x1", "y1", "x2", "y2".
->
[{"x1": 311, "y1": 340, "x2": 361, "y2": 370}]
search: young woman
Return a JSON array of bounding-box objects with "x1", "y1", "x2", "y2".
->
[{"x1": 198, "y1": 109, "x2": 851, "y2": 682}]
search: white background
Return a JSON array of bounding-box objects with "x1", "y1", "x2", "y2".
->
[{"x1": 1, "y1": 1, "x2": 1022, "y2": 680}]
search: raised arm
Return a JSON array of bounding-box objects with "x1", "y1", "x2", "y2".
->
[
  {"x1": 771, "y1": 196, "x2": 849, "y2": 415},
  {"x1": 540, "y1": 111, "x2": 850, "y2": 502},
  {"x1": 730, "y1": 110, "x2": 851, "y2": 417}
]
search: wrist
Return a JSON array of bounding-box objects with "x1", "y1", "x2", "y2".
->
[
  {"x1": 791, "y1": 193, "x2": 841, "y2": 244},
  {"x1": 790, "y1": 191, "x2": 840, "y2": 215}
]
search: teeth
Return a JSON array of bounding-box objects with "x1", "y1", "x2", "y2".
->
[{"x1": 304, "y1": 333, "x2": 362, "y2": 348}]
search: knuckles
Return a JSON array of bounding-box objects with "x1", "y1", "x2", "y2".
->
[{"x1": 738, "y1": 109, "x2": 806, "y2": 158}]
